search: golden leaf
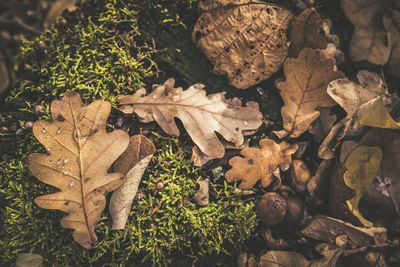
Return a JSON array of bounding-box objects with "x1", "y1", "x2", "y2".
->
[
  {"x1": 275, "y1": 48, "x2": 344, "y2": 138},
  {"x1": 225, "y1": 138, "x2": 298, "y2": 189},
  {"x1": 119, "y1": 78, "x2": 262, "y2": 160},
  {"x1": 344, "y1": 145, "x2": 383, "y2": 227},
  {"x1": 192, "y1": 0, "x2": 294, "y2": 89},
  {"x1": 27, "y1": 92, "x2": 130, "y2": 248}
]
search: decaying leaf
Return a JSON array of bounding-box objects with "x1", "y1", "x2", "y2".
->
[
  {"x1": 358, "y1": 129, "x2": 400, "y2": 216},
  {"x1": 319, "y1": 70, "x2": 387, "y2": 159},
  {"x1": 275, "y1": 48, "x2": 344, "y2": 138},
  {"x1": 341, "y1": 0, "x2": 392, "y2": 65},
  {"x1": 15, "y1": 253, "x2": 43, "y2": 267},
  {"x1": 289, "y1": 8, "x2": 327, "y2": 57},
  {"x1": 193, "y1": 179, "x2": 210, "y2": 206},
  {"x1": 192, "y1": 0, "x2": 294, "y2": 89},
  {"x1": 259, "y1": 243, "x2": 343, "y2": 267},
  {"x1": 27, "y1": 92, "x2": 130, "y2": 248},
  {"x1": 44, "y1": 0, "x2": 78, "y2": 28},
  {"x1": 343, "y1": 145, "x2": 383, "y2": 227},
  {"x1": 307, "y1": 159, "x2": 333, "y2": 205},
  {"x1": 119, "y1": 78, "x2": 262, "y2": 161},
  {"x1": 302, "y1": 215, "x2": 387, "y2": 247},
  {"x1": 109, "y1": 135, "x2": 156, "y2": 230},
  {"x1": 358, "y1": 97, "x2": 400, "y2": 129},
  {"x1": 308, "y1": 107, "x2": 337, "y2": 143},
  {"x1": 225, "y1": 138, "x2": 298, "y2": 189},
  {"x1": 383, "y1": 10, "x2": 400, "y2": 77}
]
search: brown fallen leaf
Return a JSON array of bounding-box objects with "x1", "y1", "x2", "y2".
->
[
  {"x1": 44, "y1": 0, "x2": 78, "y2": 28},
  {"x1": 308, "y1": 107, "x2": 337, "y2": 143},
  {"x1": 319, "y1": 70, "x2": 388, "y2": 159},
  {"x1": 274, "y1": 48, "x2": 344, "y2": 138},
  {"x1": 383, "y1": 10, "x2": 400, "y2": 77},
  {"x1": 15, "y1": 253, "x2": 43, "y2": 267},
  {"x1": 27, "y1": 92, "x2": 130, "y2": 248},
  {"x1": 341, "y1": 0, "x2": 392, "y2": 65},
  {"x1": 225, "y1": 138, "x2": 298, "y2": 189},
  {"x1": 358, "y1": 129, "x2": 400, "y2": 217},
  {"x1": 259, "y1": 243, "x2": 343, "y2": 267},
  {"x1": 119, "y1": 78, "x2": 262, "y2": 161},
  {"x1": 289, "y1": 8, "x2": 327, "y2": 57},
  {"x1": 109, "y1": 135, "x2": 156, "y2": 230},
  {"x1": 193, "y1": 179, "x2": 210, "y2": 206},
  {"x1": 192, "y1": 0, "x2": 294, "y2": 89},
  {"x1": 307, "y1": 159, "x2": 333, "y2": 206},
  {"x1": 358, "y1": 97, "x2": 400, "y2": 129},
  {"x1": 302, "y1": 215, "x2": 387, "y2": 248}
]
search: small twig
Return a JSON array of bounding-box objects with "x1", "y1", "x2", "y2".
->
[{"x1": 343, "y1": 240, "x2": 400, "y2": 256}]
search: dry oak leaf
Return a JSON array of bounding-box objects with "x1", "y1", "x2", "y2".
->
[
  {"x1": 274, "y1": 48, "x2": 344, "y2": 138},
  {"x1": 383, "y1": 10, "x2": 400, "y2": 77},
  {"x1": 109, "y1": 134, "x2": 156, "y2": 230},
  {"x1": 341, "y1": 0, "x2": 392, "y2": 65},
  {"x1": 288, "y1": 8, "x2": 328, "y2": 58},
  {"x1": 319, "y1": 70, "x2": 388, "y2": 159},
  {"x1": 44, "y1": 0, "x2": 78, "y2": 28},
  {"x1": 119, "y1": 78, "x2": 263, "y2": 160},
  {"x1": 358, "y1": 96, "x2": 400, "y2": 129},
  {"x1": 225, "y1": 138, "x2": 298, "y2": 189},
  {"x1": 192, "y1": 0, "x2": 294, "y2": 89},
  {"x1": 27, "y1": 92, "x2": 130, "y2": 249}
]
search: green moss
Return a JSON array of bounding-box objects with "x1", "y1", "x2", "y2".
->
[{"x1": 0, "y1": 0, "x2": 259, "y2": 266}]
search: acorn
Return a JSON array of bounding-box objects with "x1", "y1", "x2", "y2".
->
[
  {"x1": 34, "y1": 105, "x2": 45, "y2": 115},
  {"x1": 283, "y1": 194, "x2": 305, "y2": 225},
  {"x1": 289, "y1": 160, "x2": 311, "y2": 193},
  {"x1": 24, "y1": 121, "x2": 34, "y2": 129},
  {"x1": 156, "y1": 182, "x2": 164, "y2": 190},
  {"x1": 257, "y1": 192, "x2": 287, "y2": 227}
]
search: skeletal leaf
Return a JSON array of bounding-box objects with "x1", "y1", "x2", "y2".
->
[
  {"x1": 302, "y1": 215, "x2": 387, "y2": 247},
  {"x1": 192, "y1": 0, "x2": 294, "y2": 89},
  {"x1": 341, "y1": 0, "x2": 392, "y2": 65},
  {"x1": 193, "y1": 179, "x2": 210, "y2": 206},
  {"x1": 27, "y1": 92, "x2": 130, "y2": 248},
  {"x1": 344, "y1": 145, "x2": 383, "y2": 227},
  {"x1": 119, "y1": 78, "x2": 262, "y2": 160},
  {"x1": 275, "y1": 48, "x2": 344, "y2": 138},
  {"x1": 109, "y1": 135, "x2": 156, "y2": 230},
  {"x1": 225, "y1": 138, "x2": 298, "y2": 189},
  {"x1": 44, "y1": 0, "x2": 78, "y2": 28},
  {"x1": 289, "y1": 8, "x2": 327, "y2": 57},
  {"x1": 358, "y1": 97, "x2": 400, "y2": 129},
  {"x1": 259, "y1": 243, "x2": 343, "y2": 267},
  {"x1": 319, "y1": 70, "x2": 387, "y2": 159}
]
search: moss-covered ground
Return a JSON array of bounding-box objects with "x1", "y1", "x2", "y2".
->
[{"x1": 0, "y1": 0, "x2": 269, "y2": 265}]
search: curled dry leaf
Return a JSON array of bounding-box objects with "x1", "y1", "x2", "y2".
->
[
  {"x1": 192, "y1": 0, "x2": 294, "y2": 89},
  {"x1": 289, "y1": 8, "x2": 327, "y2": 57},
  {"x1": 44, "y1": 0, "x2": 78, "y2": 28},
  {"x1": 288, "y1": 159, "x2": 311, "y2": 193},
  {"x1": 341, "y1": 0, "x2": 392, "y2": 65},
  {"x1": 193, "y1": 179, "x2": 210, "y2": 206},
  {"x1": 308, "y1": 107, "x2": 337, "y2": 143},
  {"x1": 225, "y1": 138, "x2": 298, "y2": 189},
  {"x1": 259, "y1": 243, "x2": 343, "y2": 267},
  {"x1": 119, "y1": 78, "x2": 262, "y2": 161},
  {"x1": 307, "y1": 159, "x2": 333, "y2": 206},
  {"x1": 358, "y1": 96, "x2": 400, "y2": 129},
  {"x1": 274, "y1": 48, "x2": 344, "y2": 138},
  {"x1": 27, "y1": 92, "x2": 130, "y2": 248},
  {"x1": 302, "y1": 215, "x2": 387, "y2": 248},
  {"x1": 343, "y1": 145, "x2": 383, "y2": 227},
  {"x1": 319, "y1": 70, "x2": 387, "y2": 159},
  {"x1": 109, "y1": 135, "x2": 156, "y2": 230}
]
